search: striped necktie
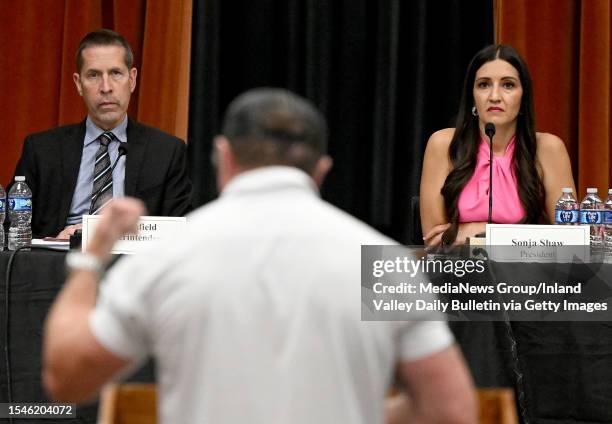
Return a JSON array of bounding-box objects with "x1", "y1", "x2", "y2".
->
[{"x1": 90, "y1": 131, "x2": 115, "y2": 214}]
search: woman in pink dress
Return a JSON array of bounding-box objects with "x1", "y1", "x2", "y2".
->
[{"x1": 420, "y1": 44, "x2": 575, "y2": 246}]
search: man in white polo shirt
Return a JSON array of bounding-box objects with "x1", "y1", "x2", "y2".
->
[{"x1": 43, "y1": 88, "x2": 476, "y2": 423}]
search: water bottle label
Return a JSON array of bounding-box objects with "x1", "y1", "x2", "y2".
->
[
  {"x1": 555, "y1": 209, "x2": 578, "y2": 224},
  {"x1": 580, "y1": 210, "x2": 603, "y2": 224},
  {"x1": 0, "y1": 199, "x2": 4, "y2": 212},
  {"x1": 9, "y1": 196, "x2": 32, "y2": 212},
  {"x1": 604, "y1": 211, "x2": 612, "y2": 225}
]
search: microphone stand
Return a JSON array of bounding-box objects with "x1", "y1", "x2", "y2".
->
[
  {"x1": 473, "y1": 123, "x2": 496, "y2": 241},
  {"x1": 486, "y1": 127, "x2": 494, "y2": 224}
]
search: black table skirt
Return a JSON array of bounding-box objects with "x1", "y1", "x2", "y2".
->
[{"x1": 0, "y1": 249, "x2": 152, "y2": 424}]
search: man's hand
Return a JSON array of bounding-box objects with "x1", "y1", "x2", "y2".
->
[
  {"x1": 87, "y1": 198, "x2": 146, "y2": 260},
  {"x1": 55, "y1": 224, "x2": 82, "y2": 240}
]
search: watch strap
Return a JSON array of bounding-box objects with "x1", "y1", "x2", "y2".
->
[{"x1": 66, "y1": 251, "x2": 105, "y2": 276}]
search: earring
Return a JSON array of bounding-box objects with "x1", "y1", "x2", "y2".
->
[{"x1": 471, "y1": 106, "x2": 478, "y2": 117}]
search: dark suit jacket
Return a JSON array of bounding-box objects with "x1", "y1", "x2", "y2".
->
[{"x1": 13, "y1": 118, "x2": 192, "y2": 238}]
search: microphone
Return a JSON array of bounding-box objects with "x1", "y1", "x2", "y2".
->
[
  {"x1": 88, "y1": 144, "x2": 129, "y2": 215},
  {"x1": 118, "y1": 143, "x2": 129, "y2": 157},
  {"x1": 485, "y1": 123, "x2": 496, "y2": 224},
  {"x1": 485, "y1": 122, "x2": 496, "y2": 138}
]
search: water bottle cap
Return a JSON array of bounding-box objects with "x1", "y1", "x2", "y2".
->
[
  {"x1": 586, "y1": 187, "x2": 597, "y2": 193},
  {"x1": 14, "y1": 176, "x2": 25, "y2": 182},
  {"x1": 562, "y1": 187, "x2": 573, "y2": 193}
]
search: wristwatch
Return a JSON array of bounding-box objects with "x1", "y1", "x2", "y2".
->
[{"x1": 65, "y1": 251, "x2": 105, "y2": 276}]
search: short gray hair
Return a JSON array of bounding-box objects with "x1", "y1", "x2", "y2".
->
[{"x1": 222, "y1": 88, "x2": 327, "y2": 173}]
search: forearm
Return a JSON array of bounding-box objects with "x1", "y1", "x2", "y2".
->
[
  {"x1": 424, "y1": 221, "x2": 487, "y2": 246},
  {"x1": 45, "y1": 235, "x2": 110, "y2": 338},
  {"x1": 45, "y1": 268, "x2": 98, "y2": 344},
  {"x1": 400, "y1": 346, "x2": 477, "y2": 424},
  {"x1": 43, "y1": 269, "x2": 100, "y2": 399},
  {"x1": 43, "y1": 199, "x2": 145, "y2": 401},
  {"x1": 386, "y1": 391, "x2": 474, "y2": 424},
  {"x1": 455, "y1": 221, "x2": 487, "y2": 244},
  {"x1": 43, "y1": 266, "x2": 128, "y2": 403},
  {"x1": 44, "y1": 227, "x2": 116, "y2": 371},
  {"x1": 385, "y1": 392, "x2": 414, "y2": 424},
  {"x1": 45, "y1": 198, "x2": 143, "y2": 362}
]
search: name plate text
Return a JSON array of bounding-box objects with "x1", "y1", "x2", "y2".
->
[{"x1": 82, "y1": 215, "x2": 187, "y2": 254}]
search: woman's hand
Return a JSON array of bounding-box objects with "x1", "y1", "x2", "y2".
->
[
  {"x1": 423, "y1": 222, "x2": 486, "y2": 247},
  {"x1": 455, "y1": 222, "x2": 486, "y2": 244},
  {"x1": 423, "y1": 223, "x2": 451, "y2": 246}
]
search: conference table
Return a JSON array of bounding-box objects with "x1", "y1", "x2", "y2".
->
[{"x1": 1, "y1": 248, "x2": 611, "y2": 423}]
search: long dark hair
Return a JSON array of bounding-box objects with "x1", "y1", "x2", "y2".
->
[{"x1": 440, "y1": 44, "x2": 544, "y2": 244}]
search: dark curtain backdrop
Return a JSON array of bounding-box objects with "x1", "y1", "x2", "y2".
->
[{"x1": 188, "y1": 0, "x2": 494, "y2": 243}]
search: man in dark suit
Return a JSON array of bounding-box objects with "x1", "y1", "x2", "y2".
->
[{"x1": 13, "y1": 29, "x2": 191, "y2": 238}]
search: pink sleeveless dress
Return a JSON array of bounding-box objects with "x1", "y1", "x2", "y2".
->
[{"x1": 457, "y1": 136, "x2": 525, "y2": 223}]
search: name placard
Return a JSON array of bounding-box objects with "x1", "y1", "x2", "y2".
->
[
  {"x1": 485, "y1": 224, "x2": 590, "y2": 262},
  {"x1": 82, "y1": 215, "x2": 187, "y2": 254}
]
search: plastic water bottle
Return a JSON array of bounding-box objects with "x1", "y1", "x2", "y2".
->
[
  {"x1": 604, "y1": 189, "x2": 612, "y2": 252},
  {"x1": 554, "y1": 188, "x2": 579, "y2": 225},
  {"x1": 580, "y1": 187, "x2": 604, "y2": 248},
  {"x1": 0, "y1": 183, "x2": 5, "y2": 251},
  {"x1": 7, "y1": 176, "x2": 33, "y2": 250}
]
